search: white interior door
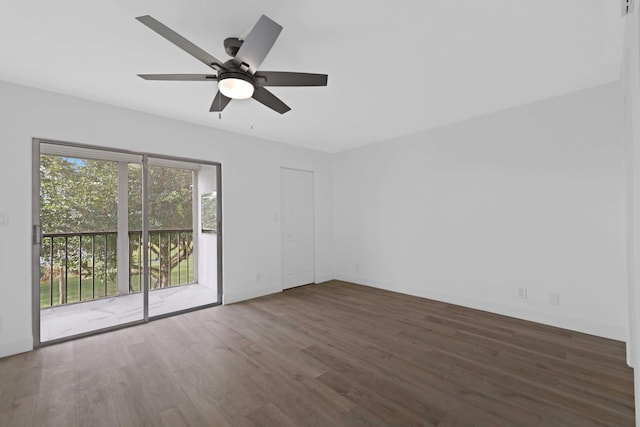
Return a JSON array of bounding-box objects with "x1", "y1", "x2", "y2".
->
[{"x1": 281, "y1": 168, "x2": 314, "y2": 289}]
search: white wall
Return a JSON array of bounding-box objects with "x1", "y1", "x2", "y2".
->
[
  {"x1": 196, "y1": 164, "x2": 219, "y2": 292},
  {"x1": 0, "y1": 80, "x2": 333, "y2": 357},
  {"x1": 333, "y1": 82, "x2": 627, "y2": 340},
  {"x1": 621, "y1": 9, "x2": 640, "y2": 426}
]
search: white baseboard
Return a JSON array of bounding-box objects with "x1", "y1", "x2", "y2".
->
[
  {"x1": 334, "y1": 274, "x2": 626, "y2": 341},
  {"x1": 314, "y1": 275, "x2": 335, "y2": 284},
  {"x1": 0, "y1": 337, "x2": 33, "y2": 359},
  {"x1": 223, "y1": 285, "x2": 281, "y2": 305},
  {"x1": 223, "y1": 275, "x2": 338, "y2": 304}
]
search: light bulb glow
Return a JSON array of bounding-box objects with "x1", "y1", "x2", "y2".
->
[{"x1": 218, "y1": 77, "x2": 254, "y2": 99}]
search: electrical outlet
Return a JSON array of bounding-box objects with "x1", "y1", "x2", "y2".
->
[
  {"x1": 623, "y1": 0, "x2": 634, "y2": 16},
  {"x1": 0, "y1": 317, "x2": 3, "y2": 333},
  {"x1": 256, "y1": 273, "x2": 261, "y2": 282},
  {"x1": 518, "y1": 288, "x2": 527, "y2": 300},
  {"x1": 0, "y1": 212, "x2": 7, "y2": 227},
  {"x1": 549, "y1": 293, "x2": 560, "y2": 306},
  {"x1": 355, "y1": 263, "x2": 360, "y2": 272}
]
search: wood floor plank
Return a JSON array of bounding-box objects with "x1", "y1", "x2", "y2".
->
[
  {"x1": 75, "y1": 394, "x2": 118, "y2": 427},
  {"x1": 236, "y1": 343, "x2": 354, "y2": 424},
  {"x1": 5, "y1": 365, "x2": 42, "y2": 403},
  {"x1": 159, "y1": 400, "x2": 208, "y2": 427},
  {"x1": 32, "y1": 362, "x2": 76, "y2": 427},
  {"x1": 247, "y1": 403, "x2": 298, "y2": 427},
  {"x1": 172, "y1": 364, "x2": 234, "y2": 427},
  {"x1": 0, "y1": 280, "x2": 634, "y2": 426},
  {"x1": 108, "y1": 363, "x2": 162, "y2": 426},
  {"x1": 190, "y1": 346, "x2": 270, "y2": 421},
  {"x1": 140, "y1": 361, "x2": 190, "y2": 413},
  {"x1": 0, "y1": 395, "x2": 37, "y2": 427}
]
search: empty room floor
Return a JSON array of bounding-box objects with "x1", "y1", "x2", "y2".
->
[{"x1": 0, "y1": 281, "x2": 634, "y2": 426}]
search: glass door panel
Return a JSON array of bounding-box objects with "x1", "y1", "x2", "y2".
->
[
  {"x1": 147, "y1": 158, "x2": 220, "y2": 317},
  {"x1": 38, "y1": 143, "x2": 144, "y2": 342}
]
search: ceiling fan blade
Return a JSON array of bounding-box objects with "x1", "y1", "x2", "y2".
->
[
  {"x1": 210, "y1": 91, "x2": 231, "y2": 112},
  {"x1": 233, "y1": 15, "x2": 282, "y2": 74},
  {"x1": 254, "y1": 71, "x2": 327, "y2": 87},
  {"x1": 138, "y1": 74, "x2": 218, "y2": 81},
  {"x1": 136, "y1": 15, "x2": 224, "y2": 70},
  {"x1": 252, "y1": 87, "x2": 290, "y2": 114}
]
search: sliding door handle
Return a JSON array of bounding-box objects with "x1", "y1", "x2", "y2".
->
[{"x1": 33, "y1": 224, "x2": 42, "y2": 245}]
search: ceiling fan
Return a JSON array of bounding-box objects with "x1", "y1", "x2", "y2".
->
[{"x1": 136, "y1": 14, "x2": 328, "y2": 114}]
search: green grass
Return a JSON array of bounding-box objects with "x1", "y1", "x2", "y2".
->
[
  {"x1": 40, "y1": 274, "x2": 117, "y2": 308},
  {"x1": 40, "y1": 255, "x2": 194, "y2": 308}
]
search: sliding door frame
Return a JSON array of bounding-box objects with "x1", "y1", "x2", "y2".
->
[{"x1": 31, "y1": 138, "x2": 223, "y2": 347}]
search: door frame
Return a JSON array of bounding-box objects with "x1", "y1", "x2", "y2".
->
[{"x1": 31, "y1": 138, "x2": 223, "y2": 347}]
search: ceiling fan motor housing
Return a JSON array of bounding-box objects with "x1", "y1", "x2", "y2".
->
[{"x1": 224, "y1": 37, "x2": 243, "y2": 57}]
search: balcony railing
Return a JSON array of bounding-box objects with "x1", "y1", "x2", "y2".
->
[{"x1": 40, "y1": 228, "x2": 194, "y2": 308}]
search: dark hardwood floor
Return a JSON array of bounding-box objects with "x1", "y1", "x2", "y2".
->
[{"x1": 0, "y1": 280, "x2": 634, "y2": 426}]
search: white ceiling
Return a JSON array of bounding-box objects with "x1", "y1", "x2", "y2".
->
[{"x1": 0, "y1": 1, "x2": 624, "y2": 152}]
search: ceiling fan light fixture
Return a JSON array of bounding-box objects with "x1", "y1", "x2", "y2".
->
[{"x1": 218, "y1": 74, "x2": 254, "y2": 99}]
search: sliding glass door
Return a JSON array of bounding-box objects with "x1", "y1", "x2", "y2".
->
[
  {"x1": 146, "y1": 157, "x2": 220, "y2": 318},
  {"x1": 33, "y1": 141, "x2": 221, "y2": 344}
]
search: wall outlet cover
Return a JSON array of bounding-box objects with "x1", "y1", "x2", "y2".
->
[{"x1": 518, "y1": 288, "x2": 527, "y2": 299}]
